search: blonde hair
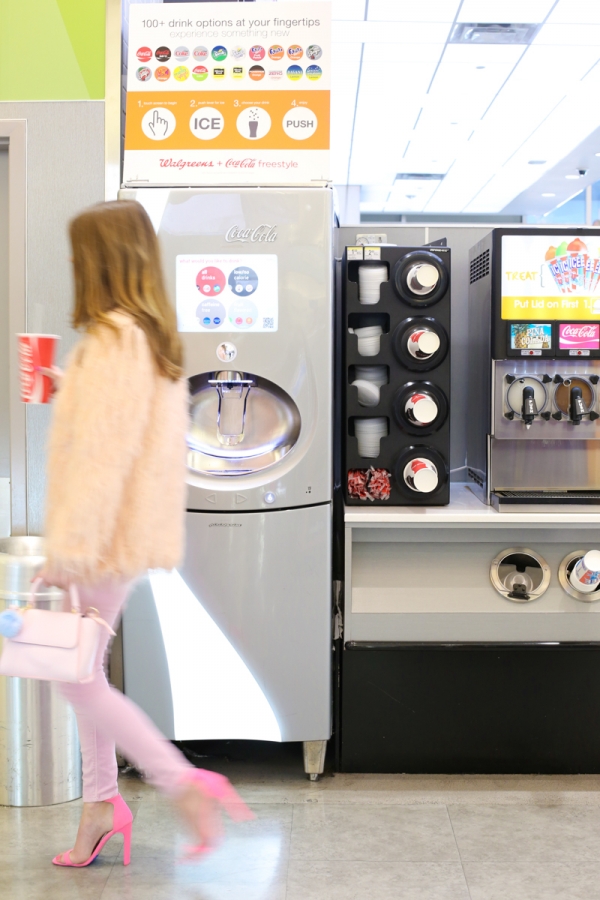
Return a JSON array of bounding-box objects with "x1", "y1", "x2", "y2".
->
[{"x1": 69, "y1": 200, "x2": 183, "y2": 381}]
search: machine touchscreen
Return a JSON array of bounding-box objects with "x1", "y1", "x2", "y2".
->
[{"x1": 176, "y1": 253, "x2": 279, "y2": 333}]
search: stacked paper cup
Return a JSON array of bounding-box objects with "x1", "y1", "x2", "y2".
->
[
  {"x1": 352, "y1": 365, "x2": 387, "y2": 407},
  {"x1": 352, "y1": 325, "x2": 383, "y2": 356},
  {"x1": 355, "y1": 417, "x2": 388, "y2": 458},
  {"x1": 358, "y1": 264, "x2": 388, "y2": 304},
  {"x1": 568, "y1": 550, "x2": 600, "y2": 593}
]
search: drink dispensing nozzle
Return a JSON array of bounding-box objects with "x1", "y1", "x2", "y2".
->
[
  {"x1": 521, "y1": 385, "x2": 537, "y2": 429},
  {"x1": 209, "y1": 371, "x2": 254, "y2": 445},
  {"x1": 569, "y1": 385, "x2": 586, "y2": 425}
]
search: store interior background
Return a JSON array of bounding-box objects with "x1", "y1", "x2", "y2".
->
[{"x1": 2, "y1": 0, "x2": 600, "y2": 541}]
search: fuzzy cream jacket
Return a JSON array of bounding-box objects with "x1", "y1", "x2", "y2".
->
[{"x1": 44, "y1": 312, "x2": 188, "y2": 585}]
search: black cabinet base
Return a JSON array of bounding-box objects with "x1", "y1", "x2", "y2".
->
[{"x1": 341, "y1": 643, "x2": 600, "y2": 774}]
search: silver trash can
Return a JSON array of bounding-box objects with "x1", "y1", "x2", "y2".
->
[{"x1": 0, "y1": 537, "x2": 82, "y2": 806}]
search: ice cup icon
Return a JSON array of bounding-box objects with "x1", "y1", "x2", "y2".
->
[{"x1": 249, "y1": 120, "x2": 259, "y2": 138}]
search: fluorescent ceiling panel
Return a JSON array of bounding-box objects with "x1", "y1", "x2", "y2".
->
[
  {"x1": 458, "y1": 0, "x2": 555, "y2": 23},
  {"x1": 368, "y1": 0, "x2": 460, "y2": 22},
  {"x1": 332, "y1": 0, "x2": 365, "y2": 20},
  {"x1": 333, "y1": 20, "x2": 453, "y2": 43},
  {"x1": 547, "y1": 0, "x2": 600, "y2": 24}
]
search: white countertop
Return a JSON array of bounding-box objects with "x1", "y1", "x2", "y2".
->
[{"x1": 344, "y1": 484, "x2": 600, "y2": 527}]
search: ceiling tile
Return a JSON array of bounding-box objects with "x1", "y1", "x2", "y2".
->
[
  {"x1": 333, "y1": 20, "x2": 453, "y2": 43},
  {"x1": 457, "y1": 0, "x2": 555, "y2": 23},
  {"x1": 359, "y1": 42, "x2": 445, "y2": 64},
  {"x1": 547, "y1": 0, "x2": 600, "y2": 24},
  {"x1": 332, "y1": 0, "x2": 366, "y2": 21},
  {"x1": 534, "y1": 23, "x2": 600, "y2": 44},
  {"x1": 330, "y1": 43, "x2": 363, "y2": 184},
  {"x1": 442, "y1": 43, "x2": 526, "y2": 65},
  {"x1": 368, "y1": 0, "x2": 460, "y2": 22}
]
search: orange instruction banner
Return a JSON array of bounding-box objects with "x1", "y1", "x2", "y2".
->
[{"x1": 123, "y1": 1, "x2": 331, "y2": 185}]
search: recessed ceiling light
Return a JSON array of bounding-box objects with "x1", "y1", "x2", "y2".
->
[
  {"x1": 596, "y1": 152, "x2": 600, "y2": 158},
  {"x1": 542, "y1": 193, "x2": 556, "y2": 198},
  {"x1": 529, "y1": 160, "x2": 546, "y2": 165},
  {"x1": 450, "y1": 23, "x2": 539, "y2": 45},
  {"x1": 476, "y1": 66, "x2": 485, "y2": 69}
]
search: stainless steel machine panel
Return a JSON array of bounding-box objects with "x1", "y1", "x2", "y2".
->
[
  {"x1": 493, "y1": 360, "x2": 600, "y2": 440},
  {"x1": 122, "y1": 504, "x2": 332, "y2": 742}
]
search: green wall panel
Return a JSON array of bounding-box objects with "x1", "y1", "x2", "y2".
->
[{"x1": 0, "y1": 0, "x2": 105, "y2": 100}]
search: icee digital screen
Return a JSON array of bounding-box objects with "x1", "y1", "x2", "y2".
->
[
  {"x1": 501, "y1": 234, "x2": 600, "y2": 321},
  {"x1": 176, "y1": 254, "x2": 279, "y2": 333}
]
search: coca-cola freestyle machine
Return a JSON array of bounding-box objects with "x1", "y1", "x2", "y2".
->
[
  {"x1": 119, "y1": 187, "x2": 333, "y2": 778},
  {"x1": 468, "y1": 229, "x2": 600, "y2": 511}
]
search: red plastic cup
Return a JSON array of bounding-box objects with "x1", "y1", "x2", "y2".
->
[{"x1": 17, "y1": 333, "x2": 60, "y2": 404}]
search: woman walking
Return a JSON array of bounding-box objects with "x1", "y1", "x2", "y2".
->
[{"x1": 40, "y1": 200, "x2": 252, "y2": 868}]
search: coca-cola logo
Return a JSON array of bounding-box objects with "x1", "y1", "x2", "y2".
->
[
  {"x1": 559, "y1": 323, "x2": 600, "y2": 350},
  {"x1": 225, "y1": 224, "x2": 277, "y2": 243},
  {"x1": 562, "y1": 325, "x2": 597, "y2": 338},
  {"x1": 19, "y1": 340, "x2": 34, "y2": 400},
  {"x1": 225, "y1": 157, "x2": 256, "y2": 169}
]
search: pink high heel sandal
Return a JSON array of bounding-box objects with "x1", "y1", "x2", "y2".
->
[
  {"x1": 52, "y1": 794, "x2": 133, "y2": 868},
  {"x1": 181, "y1": 769, "x2": 255, "y2": 860}
]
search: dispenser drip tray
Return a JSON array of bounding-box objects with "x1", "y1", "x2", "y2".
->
[
  {"x1": 492, "y1": 490, "x2": 600, "y2": 512},
  {"x1": 187, "y1": 371, "x2": 301, "y2": 476}
]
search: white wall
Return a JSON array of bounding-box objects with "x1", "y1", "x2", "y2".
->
[
  {"x1": 0, "y1": 147, "x2": 8, "y2": 482},
  {"x1": 0, "y1": 102, "x2": 105, "y2": 534}
]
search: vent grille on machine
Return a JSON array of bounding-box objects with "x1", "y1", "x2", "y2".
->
[{"x1": 470, "y1": 249, "x2": 490, "y2": 284}]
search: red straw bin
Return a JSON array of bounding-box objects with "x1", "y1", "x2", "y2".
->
[{"x1": 17, "y1": 334, "x2": 60, "y2": 404}]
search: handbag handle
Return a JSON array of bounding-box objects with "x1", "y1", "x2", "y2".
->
[
  {"x1": 30, "y1": 577, "x2": 80, "y2": 613},
  {"x1": 28, "y1": 578, "x2": 115, "y2": 635}
]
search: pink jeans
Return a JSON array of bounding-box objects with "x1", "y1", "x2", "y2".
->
[{"x1": 60, "y1": 582, "x2": 192, "y2": 802}]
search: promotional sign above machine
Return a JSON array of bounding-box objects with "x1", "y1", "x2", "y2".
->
[
  {"x1": 501, "y1": 234, "x2": 600, "y2": 321},
  {"x1": 123, "y1": 1, "x2": 330, "y2": 185}
]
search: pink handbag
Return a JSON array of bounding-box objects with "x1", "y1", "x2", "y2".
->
[{"x1": 0, "y1": 578, "x2": 115, "y2": 684}]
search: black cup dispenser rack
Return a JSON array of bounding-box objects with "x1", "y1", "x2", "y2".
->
[{"x1": 343, "y1": 244, "x2": 451, "y2": 506}]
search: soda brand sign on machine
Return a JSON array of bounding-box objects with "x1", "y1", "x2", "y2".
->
[
  {"x1": 501, "y1": 234, "x2": 600, "y2": 320},
  {"x1": 123, "y1": 1, "x2": 331, "y2": 185}
]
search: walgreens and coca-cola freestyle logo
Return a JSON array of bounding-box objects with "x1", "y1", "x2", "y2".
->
[{"x1": 559, "y1": 323, "x2": 600, "y2": 350}]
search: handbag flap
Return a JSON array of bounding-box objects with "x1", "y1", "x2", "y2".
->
[{"x1": 10, "y1": 609, "x2": 81, "y2": 649}]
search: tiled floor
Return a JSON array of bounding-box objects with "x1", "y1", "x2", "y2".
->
[{"x1": 5, "y1": 763, "x2": 600, "y2": 899}]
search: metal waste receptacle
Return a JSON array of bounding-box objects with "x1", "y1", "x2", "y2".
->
[{"x1": 0, "y1": 537, "x2": 81, "y2": 806}]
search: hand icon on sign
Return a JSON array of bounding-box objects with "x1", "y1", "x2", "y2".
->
[
  {"x1": 141, "y1": 106, "x2": 176, "y2": 141},
  {"x1": 148, "y1": 109, "x2": 169, "y2": 137}
]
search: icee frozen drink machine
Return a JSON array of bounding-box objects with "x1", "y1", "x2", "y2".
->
[{"x1": 468, "y1": 228, "x2": 600, "y2": 511}]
